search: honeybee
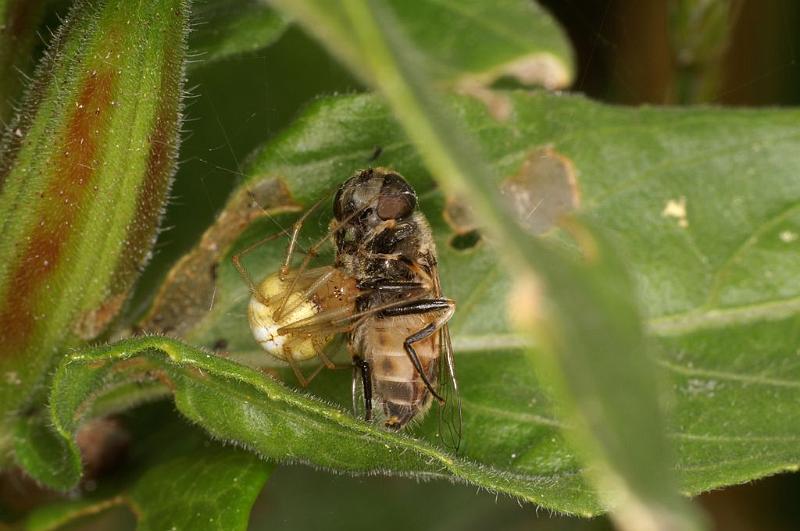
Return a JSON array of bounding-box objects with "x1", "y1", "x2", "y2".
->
[{"x1": 233, "y1": 168, "x2": 461, "y2": 444}]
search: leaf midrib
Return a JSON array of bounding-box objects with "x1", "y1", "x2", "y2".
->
[{"x1": 648, "y1": 294, "x2": 800, "y2": 335}]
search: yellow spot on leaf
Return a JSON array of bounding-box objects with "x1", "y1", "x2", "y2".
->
[{"x1": 662, "y1": 197, "x2": 688, "y2": 228}]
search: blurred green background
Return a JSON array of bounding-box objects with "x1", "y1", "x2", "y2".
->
[{"x1": 8, "y1": 1, "x2": 800, "y2": 529}]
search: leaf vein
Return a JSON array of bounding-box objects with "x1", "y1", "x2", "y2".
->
[
  {"x1": 656, "y1": 358, "x2": 800, "y2": 389},
  {"x1": 703, "y1": 199, "x2": 800, "y2": 307}
]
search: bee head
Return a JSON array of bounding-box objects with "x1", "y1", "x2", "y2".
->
[{"x1": 334, "y1": 168, "x2": 417, "y2": 222}]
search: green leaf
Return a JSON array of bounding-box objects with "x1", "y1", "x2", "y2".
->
[
  {"x1": 275, "y1": 1, "x2": 701, "y2": 528},
  {"x1": 188, "y1": 0, "x2": 289, "y2": 67},
  {"x1": 14, "y1": 414, "x2": 75, "y2": 491},
  {"x1": 0, "y1": 0, "x2": 48, "y2": 124},
  {"x1": 384, "y1": 0, "x2": 574, "y2": 88},
  {"x1": 130, "y1": 89, "x2": 800, "y2": 517},
  {"x1": 23, "y1": 497, "x2": 129, "y2": 531},
  {"x1": 0, "y1": 0, "x2": 187, "y2": 447},
  {"x1": 23, "y1": 406, "x2": 271, "y2": 531},
  {"x1": 49, "y1": 336, "x2": 598, "y2": 514},
  {"x1": 265, "y1": 0, "x2": 573, "y2": 92}
]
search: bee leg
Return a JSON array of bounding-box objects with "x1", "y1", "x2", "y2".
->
[
  {"x1": 357, "y1": 279, "x2": 426, "y2": 293},
  {"x1": 352, "y1": 355, "x2": 373, "y2": 421},
  {"x1": 403, "y1": 324, "x2": 444, "y2": 403},
  {"x1": 379, "y1": 298, "x2": 454, "y2": 317}
]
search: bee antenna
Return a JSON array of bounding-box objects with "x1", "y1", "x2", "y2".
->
[{"x1": 367, "y1": 145, "x2": 383, "y2": 163}]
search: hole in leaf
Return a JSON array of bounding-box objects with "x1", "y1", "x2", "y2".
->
[
  {"x1": 449, "y1": 230, "x2": 482, "y2": 251},
  {"x1": 501, "y1": 146, "x2": 580, "y2": 234}
]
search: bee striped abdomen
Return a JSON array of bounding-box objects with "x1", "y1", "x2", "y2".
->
[{"x1": 361, "y1": 315, "x2": 439, "y2": 429}]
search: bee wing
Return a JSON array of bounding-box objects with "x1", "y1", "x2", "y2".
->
[
  {"x1": 351, "y1": 363, "x2": 367, "y2": 421},
  {"x1": 437, "y1": 316, "x2": 462, "y2": 451},
  {"x1": 276, "y1": 294, "x2": 429, "y2": 335},
  {"x1": 431, "y1": 263, "x2": 462, "y2": 451}
]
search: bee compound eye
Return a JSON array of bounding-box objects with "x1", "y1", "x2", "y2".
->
[
  {"x1": 376, "y1": 193, "x2": 415, "y2": 220},
  {"x1": 377, "y1": 174, "x2": 416, "y2": 220}
]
